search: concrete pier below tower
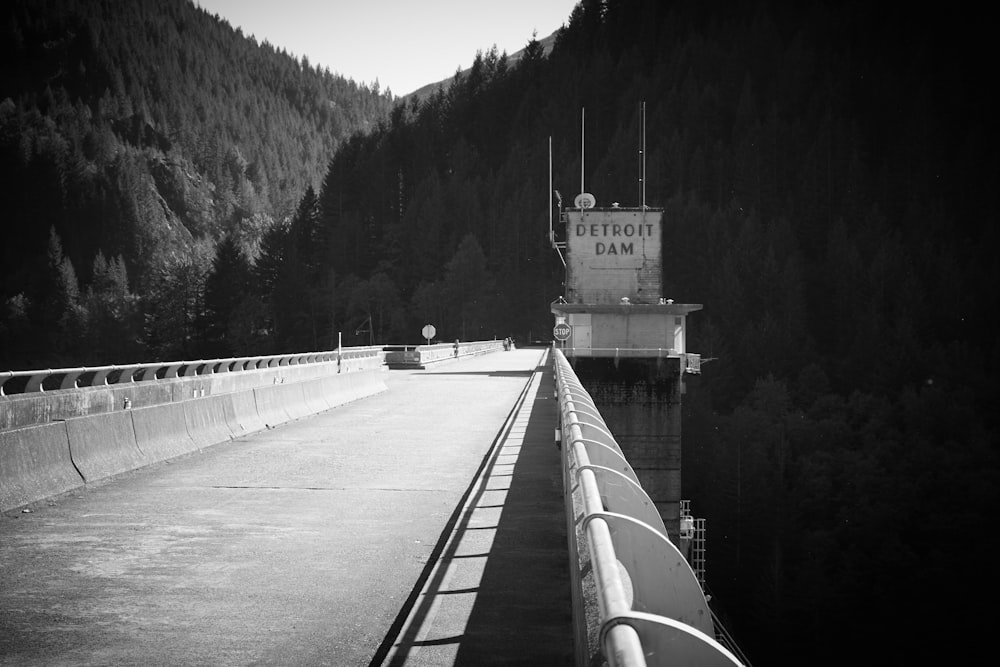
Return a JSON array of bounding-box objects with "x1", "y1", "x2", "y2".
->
[{"x1": 568, "y1": 357, "x2": 684, "y2": 542}]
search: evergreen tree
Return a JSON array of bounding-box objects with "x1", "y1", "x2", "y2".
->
[
  {"x1": 201, "y1": 235, "x2": 254, "y2": 356},
  {"x1": 142, "y1": 241, "x2": 213, "y2": 360},
  {"x1": 347, "y1": 272, "x2": 403, "y2": 345},
  {"x1": 441, "y1": 234, "x2": 493, "y2": 340},
  {"x1": 26, "y1": 228, "x2": 81, "y2": 363},
  {"x1": 80, "y1": 251, "x2": 141, "y2": 362}
]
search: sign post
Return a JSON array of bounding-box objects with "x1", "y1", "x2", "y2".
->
[{"x1": 421, "y1": 324, "x2": 436, "y2": 345}]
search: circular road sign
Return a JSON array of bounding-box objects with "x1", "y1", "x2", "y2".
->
[
  {"x1": 553, "y1": 322, "x2": 572, "y2": 341},
  {"x1": 421, "y1": 324, "x2": 436, "y2": 341}
]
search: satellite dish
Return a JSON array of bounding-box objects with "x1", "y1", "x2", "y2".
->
[{"x1": 574, "y1": 192, "x2": 596, "y2": 209}]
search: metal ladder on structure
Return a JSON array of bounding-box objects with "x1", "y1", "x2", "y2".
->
[
  {"x1": 678, "y1": 500, "x2": 706, "y2": 588},
  {"x1": 680, "y1": 501, "x2": 752, "y2": 666},
  {"x1": 691, "y1": 517, "x2": 706, "y2": 588}
]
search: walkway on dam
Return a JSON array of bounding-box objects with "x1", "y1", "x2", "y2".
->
[{"x1": 0, "y1": 348, "x2": 573, "y2": 666}]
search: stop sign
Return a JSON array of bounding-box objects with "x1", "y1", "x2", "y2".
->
[
  {"x1": 553, "y1": 322, "x2": 572, "y2": 341},
  {"x1": 421, "y1": 324, "x2": 436, "y2": 341}
]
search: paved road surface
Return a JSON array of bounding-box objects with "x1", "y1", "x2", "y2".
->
[{"x1": 0, "y1": 348, "x2": 572, "y2": 666}]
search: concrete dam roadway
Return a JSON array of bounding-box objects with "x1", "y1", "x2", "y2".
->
[{"x1": 0, "y1": 348, "x2": 573, "y2": 666}]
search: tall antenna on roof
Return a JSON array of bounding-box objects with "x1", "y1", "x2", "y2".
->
[
  {"x1": 580, "y1": 107, "x2": 585, "y2": 195},
  {"x1": 639, "y1": 100, "x2": 646, "y2": 209},
  {"x1": 548, "y1": 135, "x2": 553, "y2": 245},
  {"x1": 573, "y1": 108, "x2": 597, "y2": 210},
  {"x1": 580, "y1": 107, "x2": 587, "y2": 192}
]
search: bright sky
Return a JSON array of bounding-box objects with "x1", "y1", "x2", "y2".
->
[{"x1": 195, "y1": 0, "x2": 579, "y2": 96}]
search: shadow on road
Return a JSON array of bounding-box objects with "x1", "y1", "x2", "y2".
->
[{"x1": 373, "y1": 360, "x2": 574, "y2": 666}]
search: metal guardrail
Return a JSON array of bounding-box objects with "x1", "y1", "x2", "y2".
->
[
  {"x1": 553, "y1": 349, "x2": 743, "y2": 667},
  {"x1": 0, "y1": 346, "x2": 386, "y2": 396}
]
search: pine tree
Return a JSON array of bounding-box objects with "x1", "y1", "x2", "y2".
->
[
  {"x1": 441, "y1": 234, "x2": 493, "y2": 340},
  {"x1": 80, "y1": 251, "x2": 141, "y2": 363},
  {"x1": 202, "y1": 235, "x2": 254, "y2": 356},
  {"x1": 28, "y1": 228, "x2": 81, "y2": 363}
]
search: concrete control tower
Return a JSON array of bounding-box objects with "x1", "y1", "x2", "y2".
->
[{"x1": 551, "y1": 191, "x2": 702, "y2": 545}]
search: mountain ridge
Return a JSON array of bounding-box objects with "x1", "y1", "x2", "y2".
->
[{"x1": 403, "y1": 30, "x2": 558, "y2": 101}]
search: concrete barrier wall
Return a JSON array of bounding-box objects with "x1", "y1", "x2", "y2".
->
[
  {"x1": 2, "y1": 366, "x2": 389, "y2": 512},
  {"x1": 131, "y1": 402, "x2": 198, "y2": 466},
  {"x1": 282, "y1": 382, "x2": 314, "y2": 421},
  {"x1": 0, "y1": 382, "x2": 175, "y2": 431},
  {"x1": 0, "y1": 422, "x2": 83, "y2": 511},
  {"x1": 385, "y1": 341, "x2": 505, "y2": 369},
  {"x1": 0, "y1": 390, "x2": 99, "y2": 431},
  {"x1": 64, "y1": 410, "x2": 146, "y2": 484},
  {"x1": 254, "y1": 382, "x2": 308, "y2": 423},
  {"x1": 0, "y1": 350, "x2": 369, "y2": 396},
  {"x1": 183, "y1": 394, "x2": 237, "y2": 448},
  {"x1": 1, "y1": 360, "x2": 350, "y2": 431},
  {"x1": 301, "y1": 378, "x2": 333, "y2": 414},
  {"x1": 322, "y1": 369, "x2": 387, "y2": 408},
  {"x1": 252, "y1": 383, "x2": 292, "y2": 428},
  {"x1": 319, "y1": 373, "x2": 355, "y2": 408},
  {"x1": 225, "y1": 390, "x2": 267, "y2": 435}
]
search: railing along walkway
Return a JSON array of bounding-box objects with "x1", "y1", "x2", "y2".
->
[{"x1": 555, "y1": 349, "x2": 743, "y2": 666}]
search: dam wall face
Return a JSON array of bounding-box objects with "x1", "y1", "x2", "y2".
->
[{"x1": 0, "y1": 365, "x2": 387, "y2": 513}]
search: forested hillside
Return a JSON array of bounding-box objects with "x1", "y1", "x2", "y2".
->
[
  {"x1": 0, "y1": 0, "x2": 393, "y2": 366},
  {"x1": 2, "y1": 0, "x2": 997, "y2": 664}
]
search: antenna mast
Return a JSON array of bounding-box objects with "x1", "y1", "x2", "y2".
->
[
  {"x1": 580, "y1": 107, "x2": 585, "y2": 195},
  {"x1": 549, "y1": 135, "x2": 566, "y2": 266},
  {"x1": 548, "y1": 135, "x2": 553, "y2": 245},
  {"x1": 640, "y1": 100, "x2": 646, "y2": 208}
]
